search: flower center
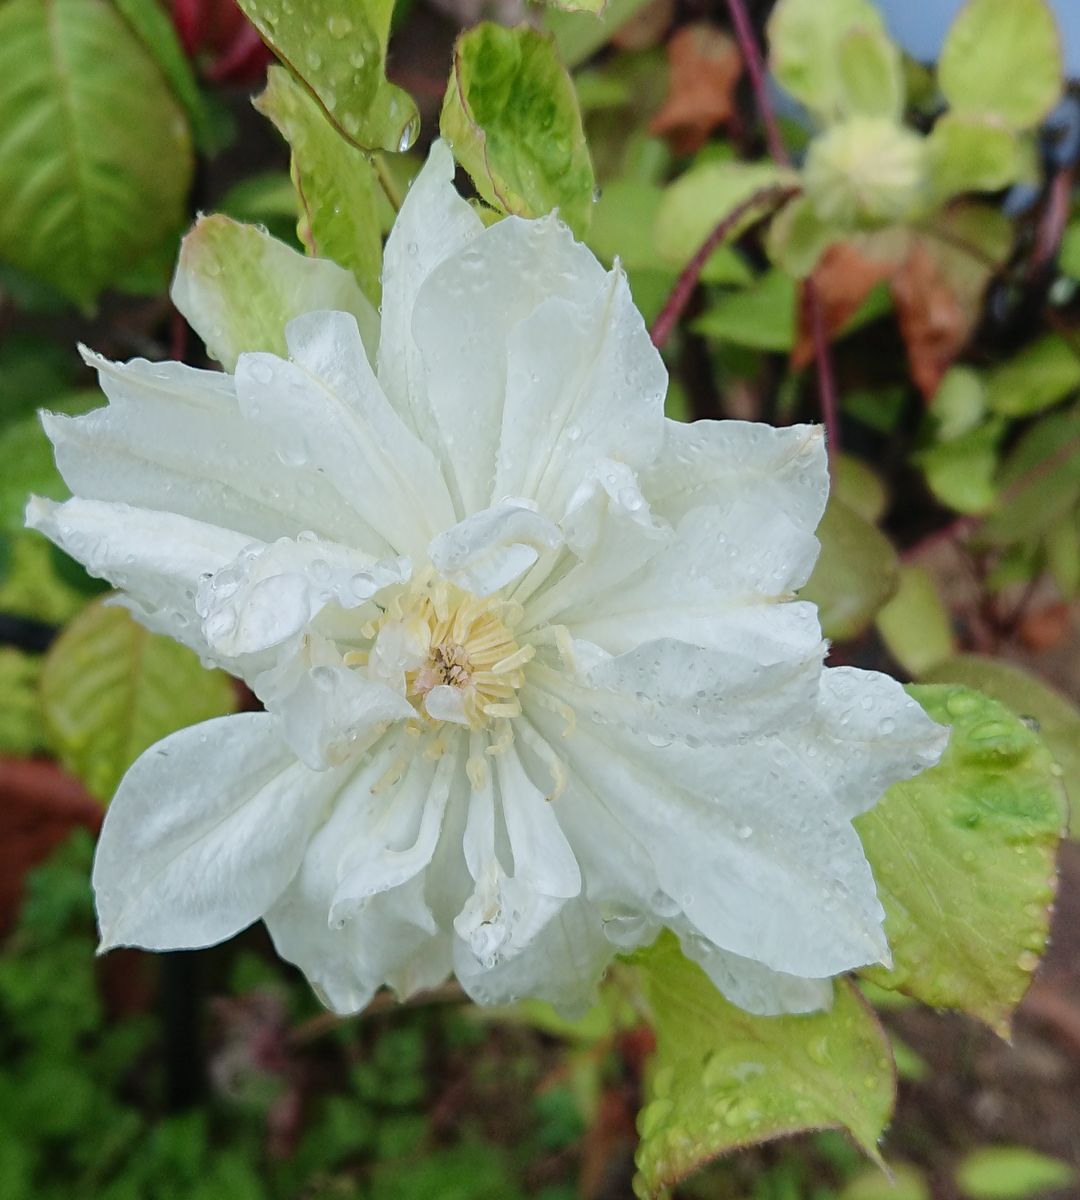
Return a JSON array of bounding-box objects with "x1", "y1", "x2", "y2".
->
[{"x1": 358, "y1": 577, "x2": 535, "y2": 730}]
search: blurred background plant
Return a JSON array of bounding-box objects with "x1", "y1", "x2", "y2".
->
[{"x1": 3, "y1": 0, "x2": 1080, "y2": 1196}]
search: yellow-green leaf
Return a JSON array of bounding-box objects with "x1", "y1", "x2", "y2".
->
[
  {"x1": 922, "y1": 656, "x2": 1080, "y2": 836},
  {"x1": 255, "y1": 65, "x2": 383, "y2": 305},
  {"x1": 857, "y1": 685, "x2": 1065, "y2": 1033},
  {"x1": 0, "y1": 647, "x2": 45, "y2": 757},
  {"x1": 875, "y1": 565, "x2": 956, "y2": 677},
  {"x1": 939, "y1": 0, "x2": 1063, "y2": 129},
  {"x1": 926, "y1": 114, "x2": 1024, "y2": 204},
  {"x1": 40, "y1": 600, "x2": 237, "y2": 801},
  {"x1": 802, "y1": 497, "x2": 899, "y2": 640},
  {"x1": 234, "y1": 0, "x2": 418, "y2": 153},
  {"x1": 955, "y1": 1147, "x2": 1074, "y2": 1200},
  {"x1": 441, "y1": 24, "x2": 595, "y2": 237},
  {"x1": 171, "y1": 215, "x2": 379, "y2": 371},
  {"x1": 633, "y1": 933, "x2": 894, "y2": 1200}
]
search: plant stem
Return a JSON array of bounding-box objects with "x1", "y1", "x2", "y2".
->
[
  {"x1": 649, "y1": 185, "x2": 800, "y2": 350},
  {"x1": 722, "y1": 0, "x2": 842, "y2": 461},
  {"x1": 372, "y1": 152, "x2": 404, "y2": 212}
]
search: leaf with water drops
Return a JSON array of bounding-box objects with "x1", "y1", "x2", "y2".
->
[
  {"x1": 255, "y1": 65, "x2": 383, "y2": 305},
  {"x1": 440, "y1": 23, "x2": 596, "y2": 237},
  {"x1": 40, "y1": 599, "x2": 237, "y2": 802},
  {"x1": 171, "y1": 214, "x2": 379, "y2": 370},
  {"x1": 921, "y1": 658, "x2": 1080, "y2": 837},
  {"x1": 234, "y1": 0, "x2": 418, "y2": 154},
  {"x1": 856, "y1": 685, "x2": 1066, "y2": 1034},
  {"x1": 632, "y1": 933, "x2": 894, "y2": 1200}
]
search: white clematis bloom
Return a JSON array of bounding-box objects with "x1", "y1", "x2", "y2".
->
[{"x1": 27, "y1": 141, "x2": 948, "y2": 1018}]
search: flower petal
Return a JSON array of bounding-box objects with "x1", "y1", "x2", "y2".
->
[
  {"x1": 235, "y1": 310, "x2": 457, "y2": 557},
  {"x1": 643, "y1": 419, "x2": 828, "y2": 533},
  {"x1": 494, "y1": 278, "x2": 667, "y2": 517},
  {"x1": 411, "y1": 213, "x2": 611, "y2": 516},
  {"x1": 378, "y1": 139, "x2": 484, "y2": 443},
  {"x1": 93, "y1": 714, "x2": 337, "y2": 952},
  {"x1": 429, "y1": 498, "x2": 562, "y2": 597},
  {"x1": 679, "y1": 931, "x2": 834, "y2": 1016},
  {"x1": 26, "y1": 495, "x2": 249, "y2": 655},
  {"x1": 49, "y1": 352, "x2": 370, "y2": 548}
]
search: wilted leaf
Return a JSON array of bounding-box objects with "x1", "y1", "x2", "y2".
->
[
  {"x1": 40, "y1": 600, "x2": 237, "y2": 801},
  {"x1": 649, "y1": 24, "x2": 741, "y2": 155},
  {"x1": 255, "y1": 65, "x2": 383, "y2": 304},
  {"x1": 922, "y1": 656, "x2": 1080, "y2": 837},
  {"x1": 892, "y1": 205, "x2": 1013, "y2": 398},
  {"x1": 858, "y1": 685, "x2": 1065, "y2": 1032},
  {"x1": 939, "y1": 0, "x2": 1063, "y2": 130},
  {"x1": 792, "y1": 237, "x2": 899, "y2": 368},
  {"x1": 767, "y1": 0, "x2": 896, "y2": 122},
  {"x1": 985, "y1": 335, "x2": 1080, "y2": 418},
  {"x1": 875, "y1": 566, "x2": 956, "y2": 677},
  {"x1": 441, "y1": 24, "x2": 595, "y2": 236},
  {"x1": 802, "y1": 497, "x2": 899, "y2": 640},
  {"x1": 171, "y1": 215, "x2": 378, "y2": 370},
  {"x1": 0, "y1": 0, "x2": 193, "y2": 307},
  {"x1": 955, "y1": 1147, "x2": 1074, "y2": 1200},
  {"x1": 632, "y1": 934, "x2": 893, "y2": 1200},
  {"x1": 234, "y1": 0, "x2": 419, "y2": 153}
]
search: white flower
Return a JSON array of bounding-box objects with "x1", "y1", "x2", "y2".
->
[{"x1": 26, "y1": 141, "x2": 948, "y2": 1018}]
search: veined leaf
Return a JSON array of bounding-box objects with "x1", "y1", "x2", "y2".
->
[
  {"x1": 0, "y1": 647, "x2": 45, "y2": 757},
  {"x1": 40, "y1": 600, "x2": 237, "y2": 801},
  {"x1": 234, "y1": 0, "x2": 419, "y2": 153},
  {"x1": 858, "y1": 685, "x2": 1065, "y2": 1033},
  {"x1": 633, "y1": 933, "x2": 894, "y2": 1200},
  {"x1": 0, "y1": 0, "x2": 193, "y2": 308},
  {"x1": 441, "y1": 24, "x2": 595, "y2": 236}
]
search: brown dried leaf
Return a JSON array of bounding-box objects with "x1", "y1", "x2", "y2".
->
[
  {"x1": 611, "y1": 0, "x2": 675, "y2": 52},
  {"x1": 792, "y1": 238, "x2": 897, "y2": 368},
  {"x1": 649, "y1": 23, "x2": 742, "y2": 155},
  {"x1": 0, "y1": 756, "x2": 102, "y2": 933}
]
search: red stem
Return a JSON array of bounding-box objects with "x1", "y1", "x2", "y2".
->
[
  {"x1": 722, "y1": 0, "x2": 842, "y2": 461},
  {"x1": 650, "y1": 185, "x2": 800, "y2": 350}
]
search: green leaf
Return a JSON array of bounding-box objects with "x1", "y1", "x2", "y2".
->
[
  {"x1": 834, "y1": 454, "x2": 888, "y2": 524},
  {"x1": 234, "y1": 0, "x2": 419, "y2": 153},
  {"x1": 917, "y1": 420, "x2": 1004, "y2": 515},
  {"x1": 693, "y1": 270, "x2": 797, "y2": 352},
  {"x1": 982, "y1": 407, "x2": 1080, "y2": 544},
  {"x1": 765, "y1": 195, "x2": 836, "y2": 279},
  {"x1": 0, "y1": 647, "x2": 45, "y2": 757},
  {"x1": 802, "y1": 497, "x2": 899, "y2": 640},
  {"x1": 655, "y1": 161, "x2": 794, "y2": 283},
  {"x1": 171, "y1": 215, "x2": 379, "y2": 371},
  {"x1": 857, "y1": 685, "x2": 1065, "y2": 1033},
  {"x1": 0, "y1": 533, "x2": 87, "y2": 625},
  {"x1": 922, "y1": 656, "x2": 1080, "y2": 837},
  {"x1": 930, "y1": 366, "x2": 987, "y2": 441},
  {"x1": 1045, "y1": 511, "x2": 1080, "y2": 598},
  {"x1": 955, "y1": 1147, "x2": 1074, "y2": 1200},
  {"x1": 0, "y1": 392, "x2": 98, "y2": 537},
  {"x1": 1060, "y1": 218, "x2": 1080, "y2": 280},
  {"x1": 544, "y1": 0, "x2": 655, "y2": 69},
  {"x1": 40, "y1": 599, "x2": 237, "y2": 801},
  {"x1": 767, "y1": 0, "x2": 896, "y2": 122},
  {"x1": 939, "y1": 0, "x2": 1063, "y2": 129},
  {"x1": 587, "y1": 179, "x2": 665, "y2": 271},
  {"x1": 440, "y1": 24, "x2": 595, "y2": 237},
  {"x1": 0, "y1": 0, "x2": 194, "y2": 308},
  {"x1": 112, "y1": 0, "x2": 216, "y2": 152},
  {"x1": 836, "y1": 25, "x2": 905, "y2": 121},
  {"x1": 875, "y1": 565, "x2": 956, "y2": 677},
  {"x1": 842, "y1": 1164, "x2": 930, "y2": 1200},
  {"x1": 255, "y1": 65, "x2": 383, "y2": 305},
  {"x1": 926, "y1": 114, "x2": 1024, "y2": 204},
  {"x1": 633, "y1": 934, "x2": 894, "y2": 1200},
  {"x1": 985, "y1": 335, "x2": 1080, "y2": 418}
]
